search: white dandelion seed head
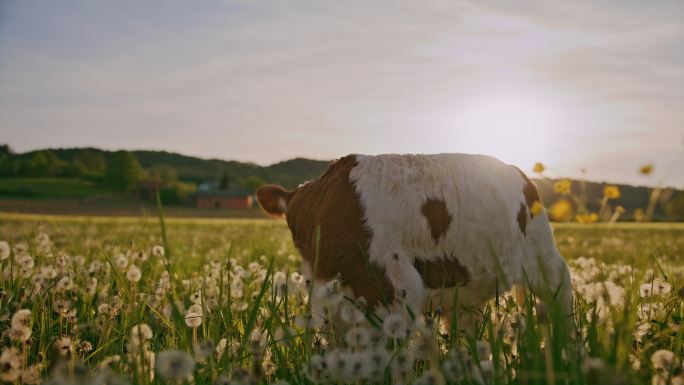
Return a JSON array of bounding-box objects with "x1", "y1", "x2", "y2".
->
[
  {"x1": 651, "y1": 349, "x2": 678, "y2": 371},
  {"x1": 383, "y1": 313, "x2": 408, "y2": 339},
  {"x1": 185, "y1": 311, "x2": 202, "y2": 328},
  {"x1": 345, "y1": 327, "x2": 370, "y2": 348},
  {"x1": 130, "y1": 323, "x2": 153, "y2": 345},
  {"x1": 11, "y1": 309, "x2": 31, "y2": 331},
  {"x1": 155, "y1": 350, "x2": 196, "y2": 381},
  {"x1": 126, "y1": 264, "x2": 142, "y2": 282},
  {"x1": 0, "y1": 241, "x2": 10, "y2": 260}
]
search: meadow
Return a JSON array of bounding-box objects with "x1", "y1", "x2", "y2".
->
[{"x1": 0, "y1": 213, "x2": 682, "y2": 385}]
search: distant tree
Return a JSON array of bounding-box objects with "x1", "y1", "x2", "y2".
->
[
  {"x1": 219, "y1": 172, "x2": 231, "y2": 190},
  {"x1": 242, "y1": 176, "x2": 267, "y2": 193},
  {"x1": 666, "y1": 193, "x2": 684, "y2": 219},
  {"x1": 149, "y1": 165, "x2": 178, "y2": 182},
  {"x1": 73, "y1": 150, "x2": 106, "y2": 176},
  {"x1": 26, "y1": 152, "x2": 50, "y2": 176},
  {"x1": 0, "y1": 144, "x2": 13, "y2": 157},
  {"x1": 105, "y1": 151, "x2": 145, "y2": 193}
]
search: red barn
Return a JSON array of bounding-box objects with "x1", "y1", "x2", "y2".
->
[{"x1": 196, "y1": 189, "x2": 253, "y2": 209}]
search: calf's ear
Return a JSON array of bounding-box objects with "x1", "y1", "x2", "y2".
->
[{"x1": 256, "y1": 184, "x2": 292, "y2": 218}]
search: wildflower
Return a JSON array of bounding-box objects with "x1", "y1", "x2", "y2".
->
[
  {"x1": 603, "y1": 185, "x2": 621, "y2": 200},
  {"x1": 216, "y1": 338, "x2": 227, "y2": 361},
  {"x1": 248, "y1": 329, "x2": 268, "y2": 353},
  {"x1": 55, "y1": 336, "x2": 73, "y2": 356},
  {"x1": 315, "y1": 279, "x2": 344, "y2": 308},
  {"x1": 476, "y1": 341, "x2": 492, "y2": 361},
  {"x1": 533, "y1": 162, "x2": 545, "y2": 174},
  {"x1": 35, "y1": 232, "x2": 50, "y2": 245},
  {"x1": 651, "y1": 349, "x2": 677, "y2": 371},
  {"x1": 345, "y1": 327, "x2": 370, "y2": 348},
  {"x1": 653, "y1": 279, "x2": 671, "y2": 295},
  {"x1": 413, "y1": 368, "x2": 445, "y2": 385},
  {"x1": 97, "y1": 355, "x2": 121, "y2": 370},
  {"x1": 155, "y1": 350, "x2": 196, "y2": 381},
  {"x1": 152, "y1": 245, "x2": 164, "y2": 258},
  {"x1": 549, "y1": 199, "x2": 573, "y2": 222},
  {"x1": 0, "y1": 241, "x2": 9, "y2": 260},
  {"x1": 340, "y1": 303, "x2": 366, "y2": 325},
  {"x1": 185, "y1": 310, "x2": 202, "y2": 328},
  {"x1": 640, "y1": 283, "x2": 653, "y2": 298},
  {"x1": 126, "y1": 264, "x2": 142, "y2": 282},
  {"x1": 576, "y1": 212, "x2": 599, "y2": 224},
  {"x1": 130, "y1": 324, "x2": 153, "y2": 346},
  {"x1": 11, "y1": 309, "x2": 31, "y2": 331},
  {"x1": 114, "y1": 253, "x2": 128, "y2": 269},
  {"x1": 345, "y1": 352, "x2": 371, "y2": 382},
  {"x1": 383, "y1": 314, "x2": 408, "y2": 339},
  {"x1": 530, "y1": 200, "x2": 544, "y2": 216},
  {"x1": 640, "y1": 164, "x2": 653, "y2": 175},
  {"x1": 0, "y1": 348, "x2": 21, "y2": 382},
  {"x1": 19, "y1": 363, "x2": 42, "y2": 385},
  {"x1": 554, "y1": 179, "x2": 572, "y2": 195}
]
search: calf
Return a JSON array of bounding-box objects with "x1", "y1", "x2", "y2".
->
[{"x1": 256, "y1": 154, "x2": 572, "y2": 324}]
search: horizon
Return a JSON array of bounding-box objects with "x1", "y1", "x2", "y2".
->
[
  {"x1": 5, "y1": 143, "x2": 682, "y2": 189},
  {"x1": 1, "y1": 1, "x2": 683, "y2": 187}
]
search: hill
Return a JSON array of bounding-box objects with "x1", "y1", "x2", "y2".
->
[{"x1": 0, "y1": 144, "x2": 682, "y2": 220}]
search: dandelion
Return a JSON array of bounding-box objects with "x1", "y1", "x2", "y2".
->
[
  {"x1": 576, "y1": 212, "x2": 599, "y2": 224},
  {"x1": 0, "y1": 241, "x2": 9, "y2": 260},
  {"x1": 533, "y1": 162, "x2": 545, "y2": 174},
  {"x1": 340, "y1": 303, "x2": 366, "y2": 325},
  {"x1": 549, "y1": 199, "x2": 573, "y2": 222},
  {"x1": 0, "y1": 348, "x2": 21, "y2": 382},
  {"x1": 653, "y1": 279, "x2": 671, "y2": 295},
  {"x1": 383, "y1": 314, "x2": 408, "y2": 339},
  {"x1": 54, "y1": 336, "x2": 73, "y2": 357},
  {"x1": 78, "y1": 341, "x2": 93, "y2": 354},
  {"x1": 155, "y1": 350, "x2": 196, "y2": 381},
  {"x1": 114, "y1": 253, "x2": 128, "y2": 269},
  {"x1": 216, "y1": 338, "x2": 227, "y2": 361},
  {"x1": 345, "y1": 327, "x2": 370, "y2": 348},
  {"x1": 35, "y1": 232, "x2": 50, "y2": 245},
  {"x1": 603, "y1": 185, "x2": 621, "y2": 200},
  {"x1": 640, "y1": 164, "x2": 653, "y2": 175},
  {"x1": 413, "y1": 368, "x2": 445, "y2": 385},
  {"x1": 651, "y1": 349, "x2": 677, "y2": 371},
  {"x1": 130, "y1": 323, "x2": 153, "y2": 346},
  {"x1": 640, "y1": 283, "x2": 653, "y2": 298},
  {"x1": 476, "y1": 341, "x2": 492, "y2": 361},
  {"x1": 530, "y1": 200, "x2": 544, "y2": 216},
  {"x1": 185, "y1": 310, "x2": 202, "y2": 328},
  {"x1": 126, "y1": 264, "x2": 142, "y2": 282},
  {"x1": 19, "y1": 363, "x2": 42, "y2": 385},
  {"x1": 11, "y1": 309, "x2": 31, "y2": 331},
  {"x1": 554, "y1": 179, "x2": 572, "y2": 195}
]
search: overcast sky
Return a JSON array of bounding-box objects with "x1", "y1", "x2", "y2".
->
[{"x1": 1, "y1": 0, "x2": 682, "y2": 186}]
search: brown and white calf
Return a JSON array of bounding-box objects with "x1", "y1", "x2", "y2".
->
[{"x1": 256, "y1": 154, "x2": 572, "y2": 324}]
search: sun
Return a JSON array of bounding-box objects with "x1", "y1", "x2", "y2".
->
[{"x1": 435, "y1": 92, "x2": 567, "y2": 170}]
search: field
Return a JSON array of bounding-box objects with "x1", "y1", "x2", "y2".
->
[{"x1": 0, "y1": 213, "x2": 683, "y2": 385}]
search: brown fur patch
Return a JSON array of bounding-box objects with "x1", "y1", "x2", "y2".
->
[
  {"x1": 255, "y1": 185, "x2": 291, "y2": 217},
  {"x1": 414, "y1": 255, "x2": 470, "y2": 289},
  {"x1": 514, "y1": 167, "x2": 541, "y2": 217},
  {"x1": 421, "y1": 198, "x2": 452, "y2": 243},
  {"x1": 517, "y1": 202, "x2": 527, "y2": 235},
  {"x1": 285, "y1": 155, "x2": 395, "y2": 307}
]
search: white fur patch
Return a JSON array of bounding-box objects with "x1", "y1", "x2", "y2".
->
[{"x1": 348, "y1": 153, "x2": 571, "y2": 314}]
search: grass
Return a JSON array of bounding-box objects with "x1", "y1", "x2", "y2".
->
[
  {"x1": 0, "y1": 177, "x2": 110, "y2": 199},
  {"x1": 0, "y1": 212, "x2": 682, "y2": 384}
]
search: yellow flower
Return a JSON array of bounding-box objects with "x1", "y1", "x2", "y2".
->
[
  {"x1": 533, "y1": 162, "x2": 545, "y2": 174},
  {"x1": 603, "y1": 185, "x2": 621, "y2": 200},
  {"x1": 639, "y1": 164, "x2": 653, "y2": 175},
  {"x1": 575, "y1": 213, "x2": 598, "y2": 224},
  {"x1": 530, "y1": 200, "x2": 544, "y2": 216},
  {"x1": 615, "y1": 205, "x2": 625, "y2": 214},
  {"x1": 554, "y1": 179, "x2": 572, "y2": 195},
  {"x1": 549, "y1": 199, "x2": 573, "y2": 222}
]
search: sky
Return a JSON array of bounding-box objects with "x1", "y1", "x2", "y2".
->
[{"x1": 1, "y1": 0, "x2": 683, "y2": 186}]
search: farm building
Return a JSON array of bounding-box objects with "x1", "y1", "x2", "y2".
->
[{"x1": 196, "y1": 188, "x2": 253, "y2": 209}]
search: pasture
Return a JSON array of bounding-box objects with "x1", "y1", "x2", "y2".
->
[{"x1": 0, "y1": 213, "x2": 682, "y2": 384}]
